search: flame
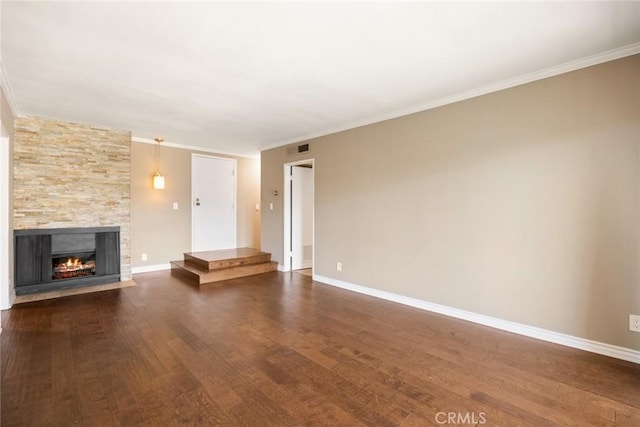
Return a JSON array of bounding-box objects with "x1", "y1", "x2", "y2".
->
[{"x1": 65, "y1": 258, "x2": 82, "y2": 267}]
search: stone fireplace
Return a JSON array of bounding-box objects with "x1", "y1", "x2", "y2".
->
[
  {"x1": 12, "y1": 117, "x2": 131, "y2": 296},
  {"x1": 14, "y1": 227, "x2": 120, "y2": 294}
]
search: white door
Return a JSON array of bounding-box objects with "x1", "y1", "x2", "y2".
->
[
  {"x1": 291, "y1": 165, "x2": 313, "y2": 270},
  {"x1": 192, "y1": 155, "x2": 236, "y2": 252}
]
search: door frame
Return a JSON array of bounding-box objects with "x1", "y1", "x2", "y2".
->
[
  {"x1": 191, "y1": 153, "x2": 237, "y2": 252},
  {"x1": 283, "y1": 158, "x2": 314, "y2": 272},
  {"x1": 0, "y1": 132, "x2": 11, "y2": 311}
]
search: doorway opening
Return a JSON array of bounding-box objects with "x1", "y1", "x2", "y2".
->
[{"x1": 283, "y1": 159, "x2": 314, "y2": 273}]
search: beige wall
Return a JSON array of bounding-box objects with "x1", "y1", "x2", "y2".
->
[
  {"x1": 261, "y1": 55, "x2": 640, "y2": 350},
  {"x1": 237, "y1": 155, "x2": 262, "y2": 248},
  {"x1": 13, "y1": 116, "x2": 132, "y2": 280},
  {"x1": 131, "y1": 142, "x2": 260, "y2": 268}
]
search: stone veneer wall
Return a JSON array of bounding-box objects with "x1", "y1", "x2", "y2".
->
[{"x1": 13, "y1": 116, "x2": 132, "y2": 280}]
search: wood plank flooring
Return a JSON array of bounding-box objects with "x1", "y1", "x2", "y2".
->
[{"x1": 2, "y1": 271, "x2": 639, "y2": 426}]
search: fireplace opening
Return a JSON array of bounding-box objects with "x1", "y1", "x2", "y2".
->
[
  {"x1": 50, "y1": 232, "x2": 97, "y2": 280},
  {"x1": 52, "y1": 253, "x2": 96, "y2": 280}
]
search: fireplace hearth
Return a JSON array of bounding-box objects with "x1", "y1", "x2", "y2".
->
[{"x1": 14, "y1": 227, "x2": 120, "y2": 295}]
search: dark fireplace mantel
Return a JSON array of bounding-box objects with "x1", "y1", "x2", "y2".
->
[{"x1": 14, "y1": 226, "x2": 121, "y2": 295}]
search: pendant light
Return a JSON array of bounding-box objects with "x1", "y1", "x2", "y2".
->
[{"x1": 153, "y1": 137, "x2": 165, "y2": 190}]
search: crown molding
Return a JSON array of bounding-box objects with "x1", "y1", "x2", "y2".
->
[
  {"x1": 261, "y1": 42, "x2": 640, "y2": 152},
  {"x1": 131, "y1": 136, "x2": 259, "y2": 159},
  {"x1": 0, "y1": 61, "x2": 20, "y2": 117}
]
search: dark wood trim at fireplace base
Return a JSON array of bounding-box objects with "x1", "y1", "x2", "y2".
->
[{"x1": 15, "y1": 274, "x2": 121, "y2": 296}]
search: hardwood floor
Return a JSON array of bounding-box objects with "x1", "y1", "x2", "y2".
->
[{"x1": 2, "y1": 271, "x2": 639, "y2": 426}]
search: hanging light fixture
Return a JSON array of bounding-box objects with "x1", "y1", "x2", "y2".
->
[{"x1": 153, "y1": 137, "x2": 165, "y2": 190}]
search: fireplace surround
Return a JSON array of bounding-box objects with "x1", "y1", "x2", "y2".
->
[{"x1": 14, "y1": 227, "x2": 120, "y2": 295}]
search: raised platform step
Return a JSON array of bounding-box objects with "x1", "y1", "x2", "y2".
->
[
  {"x1": 183, "y1": 247, "x2": 272, "y2": 270},
  {"x1": 171, "y1": 248, "x2": 278, "y2": 285},
  {"x1": 170, "y1": 260, "x2": 278, "y2": 285}
]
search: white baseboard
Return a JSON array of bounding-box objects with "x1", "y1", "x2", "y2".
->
[
  {"x1": 279, "y1": 262, "x2": 312, "y2": 272},
  {"x1": 313, "y1": 274, "x2": 640, "y2": 364},
  {"x1": 132, "y1": 263, "x2": 172, "y2": 274}
]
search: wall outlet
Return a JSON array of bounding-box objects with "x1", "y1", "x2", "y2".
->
[
  {"x1": 630, "y1": 314, "x2": 640, "y2": 332},
  {"x1": 141, "y1": 253, "x2": 147, "y2": 261},
  {"x1": 336, "y1": 262, "x2": 342, "y2": 272}
]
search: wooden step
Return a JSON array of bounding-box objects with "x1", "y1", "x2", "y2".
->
[
  {"x1": 170, "y1": 260, "x2": 278, "y2": 285},
  {"x1": 183, "y1": 247, "x2": 272, "y2": 270}
]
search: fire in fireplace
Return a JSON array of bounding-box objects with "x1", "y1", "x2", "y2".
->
[{"x1": 52, "y1": 255, "x2": 96, "y2": 280}]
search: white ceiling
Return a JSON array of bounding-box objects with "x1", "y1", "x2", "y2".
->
[{"x1": 2, "y1": 1, "x2": 639, "y2": 156}]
